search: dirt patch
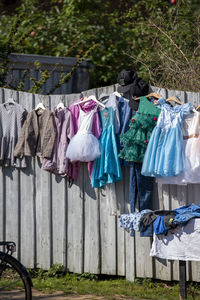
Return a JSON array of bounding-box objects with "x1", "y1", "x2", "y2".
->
[{"x1": 1, "y1": 288, "x2": 145, "y2": 299}]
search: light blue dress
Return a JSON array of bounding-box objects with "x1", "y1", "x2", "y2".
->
[
  {"x1": 91, "y1": 107, "x2": 122, "y2": 188},
  {"x1": 141, "y1": 98, "x2": 192, "y2": 177}
]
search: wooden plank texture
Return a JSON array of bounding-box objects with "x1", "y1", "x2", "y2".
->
[
  {"x1": 100, "y1": 186, "x2": 117, "y2": 275},
  {"x1": 83, "y1": 163, "x2": 100, "y2": 274},
  {"x1": 67, "y1": 165, "x2": 84, "y2": 273},
  {"x1": 34, "y1": 94, "x2": 51, "y2": 269},
  {"x1": 18, "y1": 91, "x2": 35, "y2": 267}
]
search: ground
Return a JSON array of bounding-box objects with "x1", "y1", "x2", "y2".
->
[{"x1": 1, "y1": 289, "x2": 146, "y2": 299}]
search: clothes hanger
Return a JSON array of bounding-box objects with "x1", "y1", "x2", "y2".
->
[
  {"x1": 113, "y1": 91, "x2": 122, "y2": 97},
  {"x1": 4, "y1": 97, "x2": 16, "y2": 104},
  {"x1": 166, "y1": 96, "x2": 183, "y2": 105},
  {"x1": 195, "y1": 104, "x2": 200, "y2": 111},
  {"x1": 74, "y1": 95, "x2": 105, "y2": 108},
  {"x1": 57, "y1": 102, "x2": 65, "y2": 110},
  {"x1": 134, "y1": 92, "x2": 162, "y2": 100},
  {"x1": 35, "y1": 102, "x2": 46, "y2": 110}
]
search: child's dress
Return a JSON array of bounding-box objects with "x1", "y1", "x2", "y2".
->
[
  {"x1": 141, "y1": 98, "x2": 192, "y2": 177},
  {"x1": 91, "y1": 107, "x2": 122, "y2": 188},
  {"x1": 157, "y1": 109, "x2": 200, "y2": 184},
  {"x1": 66, "y1": 104, "x2": 101, "y2": 162},
  {"x1": 119, "y1": 96, "x2": 161, "y2": 163}
]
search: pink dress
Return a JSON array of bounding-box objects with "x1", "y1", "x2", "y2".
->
[{"x1": 68, "y1": 99, "x2": 102, "y2": 180}]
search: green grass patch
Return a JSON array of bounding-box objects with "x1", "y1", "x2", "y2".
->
[{"x1": 28, "y1": 264, "x2": 200, "y2": 299}]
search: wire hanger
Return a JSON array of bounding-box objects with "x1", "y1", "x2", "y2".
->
[
  {"x1": 113, "y1": 91, "x2": 122, "y2": 97},
  {"x1": 57, "y1": 102, "x2": 65, "y2": 110},
  {"x1": 35, "y1": 102, "x2": 46, "y2": 110},
  {"x1": 195, "y1": 104, "x2": 200, "y2": 111},
  {"x1": 166, "y1": 96, "x2": 183, "y2": 105},
  {"x1": 135, "y1": 92, "x2": 162, "y2": 101},
  {"x1": 74, "y1": 95, "x2": 105, "y2": 108},
  {"x1": 4, "y1": 97, "x2": 16, "y2": 104}
]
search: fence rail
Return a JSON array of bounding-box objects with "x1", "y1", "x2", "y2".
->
[
  {"x1": 2, "y1": 53, "x2": 92, "y2": 94},
  {"x1": 0, "y1": 85, "x2": 200, "y2": 282}
]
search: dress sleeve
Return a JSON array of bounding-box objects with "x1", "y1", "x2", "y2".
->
[
  {"x1": 14, "y1": 118, "x2": 27, "y2": 158},
  {"x1": 91, "y1": 110, "x2": 102, "y2": 138},
  {"x1": 42, "y1": 113, "x2": 57, "y2": 158},
  {"x1": 69, "y1": 103, "x2": 79, "y2": 134}
]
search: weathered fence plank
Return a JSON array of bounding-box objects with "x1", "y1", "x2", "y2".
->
[
  {"x1": 18, "y1": 91, "x2": 35, "y2": 267},
  {"x1": 67, "y1": 167, "x2": 84, "y2": 274},
  {"x1": 4, "y1": 53, "x2": 91, "y2": 94},
  {"x1": 83, "y1": 163, "x2": 100, "y2": 274}
]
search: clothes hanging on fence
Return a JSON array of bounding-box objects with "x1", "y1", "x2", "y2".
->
[
  {"x1": 157, "y1": 110, "x2": 200, "y2": 184},
  {"x1": 91, "y1": 106, "x2": 122, "y2": 188},
  {"x1": 119, "y1": 96, "x2": 161, "y2": 163},
  {"x1": 141, "y1": 98, "x2": 193, "y2": 177},
  {"x1": 42, "y1": 107, "x2": 74, "y2": 178},
  {"x1": 14, "y1": 108, "x2": 56, "y2": 159},
  {"x1": 0, "y1": 101, "x2": 27, "y2": 168},
  {"x1": 99, "y1": 93, "x2": 132, "y2": 164},
  {"x1": 119, "y1": 209, "x2": 152, "y2": 236},
  {"x1": 115, "y1": 95, "x2": 132, "y2": 164},
  {"x1": 66, "y1": 102, "x2": 101, "y2": 161},
  {"x1": 128, "y1": 162, "x2": 154, "y2": 236},
  {"x1": 67, "y1": 99, "x2": 102, "y2": 180}
]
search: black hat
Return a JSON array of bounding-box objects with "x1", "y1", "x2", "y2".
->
[
  {"x1": 117, "y1": 69, "x2": 138, "y2": 93},
  {"x1": 129, "y1": 77, "x2": 149, "y2": 97}
]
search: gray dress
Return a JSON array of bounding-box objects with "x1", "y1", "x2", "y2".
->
[{"x1": 0, "y1": 102, "x2": 27, "y2": 168}]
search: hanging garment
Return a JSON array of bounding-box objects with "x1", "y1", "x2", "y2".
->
[
  {"x1": 129, "y1": 162, "x2": 154, "y2": 237},
  {"x1": 119, "y1": 209, "x2": 152, "y2": 236},
  {"x1": 173, "y1": 203, "x2": 200, "y2": 225},
  {"x1": 141, "y1": 99, "x2": 192, "y2": 177},
  {"x1": 14, "y1": 109, "x2": 56, "y2": 159},
  {"x1": 91, "y1": 107, "x2": 122, "y2": 188},
  {"x1": 157, "y1": 110, "x2": 200, "y2": 184},
  {"x1": 66, "y1": 103, "x2": 101, "y2": 162},
  {"x1": 115, "y1": 95, "x2": 132, "y2": 163},
  {"x1": 42, "y1": 107, "x2": 74, "y2": 177},
  {"x1": 68, "y1": 99, "x2": 102, "y2": 180},
  {"x1": 150, "y1": 218, "x2": 200, "y2": 261},
  {"x1": 119, "y1": 96, "x2": 161, "y2": 163},
  {"x1": 0, "y1": 101, "x2": 27, "y2": 168},
  {"x1": 100, "y1": 93, "x2": 132, "y2": 164}
]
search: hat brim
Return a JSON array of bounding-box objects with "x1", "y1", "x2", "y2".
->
[{"x1": 117, "y1": 82, "x2": 133, "y2": 93}]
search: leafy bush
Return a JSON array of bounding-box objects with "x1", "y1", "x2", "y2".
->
[{"x1": 0, "y1": 0, "x2": 200, "y2": 91}]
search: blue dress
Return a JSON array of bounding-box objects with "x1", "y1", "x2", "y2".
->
[
  {"x1": 141, "y1": 99, "x2": 192, "y2": 177},
  {"x1": 91, "y1": 107, "x2": 122, "y2": 188}
]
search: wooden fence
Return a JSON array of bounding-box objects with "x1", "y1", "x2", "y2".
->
[
  {"x1": 4, "y1": 53, "x2": 92, "y2": 94},
  {"x1": 0, "y1": 85, "x2": 200, "y2": 283}
]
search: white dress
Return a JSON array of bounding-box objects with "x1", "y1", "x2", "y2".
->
[
  {"x1": 66, "y1": 105, "x2": 101, "y2": 162},
  {"x1": 150, "y1": 218, "x2": 200, "y2": 261},
  {"x1": 157, "y1": 110, "x2": 200, "y2": 185}
]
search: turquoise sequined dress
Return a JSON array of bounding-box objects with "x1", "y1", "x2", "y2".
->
[{"x1": 91, "y1": 107, "x2": 122, "y2": 188}]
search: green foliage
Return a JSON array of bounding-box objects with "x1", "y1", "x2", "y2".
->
[{"x1": 0, "y1": 0, "x2": 200, "y2": 91}]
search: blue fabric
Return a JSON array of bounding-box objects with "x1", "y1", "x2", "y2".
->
[
  {"x1": 91, "y1": 107, "x2": 122, "y2": 188},
  {"x1": 153, "y1": 216, "x2": 168, "y2": 235},
  {"x1": 129, "y1": 162, "x2": 154, "y2": 237},
  {"x1": 141, "y1": 101, "x2": 192, "y2": 177},
  {"x1": 173, "y1": 203, "x2": 200, "y2": 224},
  {"x1": 116, "y1": 97, "x2": 132, "y2": 150},
  {"x1": 120, "y1": 209, "x2": 152, "y2": 236}
]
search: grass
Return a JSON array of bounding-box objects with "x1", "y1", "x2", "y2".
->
[{"x1": 26, "y1": 264, "x2": 200, "y2": 299}]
